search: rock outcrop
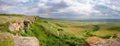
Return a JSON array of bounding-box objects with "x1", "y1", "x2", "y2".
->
[
  {"x1": 84, "y1": 33, "x2": 120, "y2": 46},
  {"x1": 9, "y1": 16, "x2": 36, "y2": 32},
  {"x1": 84, "y1": 37, "x2": 114, "y2": 46},
  {"x1": 14, "y1": 36, "x2": 39, "y2": 46},
  {"x1": 27, "y1": 16, "x2": 37, "y2": 23},
  {"x1": 0, "y1": 33, "x2": 39, "y2": 46},
  {"x1": 9, "y1": 20, "x2": 24, "y2": 32},
  {"x1": 9, "y1": 20, "x2": 31, "y2": 32},
  {"x1": 111, "y1": 33, "x2": 120, "y2": 46}
]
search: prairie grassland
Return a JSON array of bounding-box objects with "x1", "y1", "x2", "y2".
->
[
  {"x1": 0, "y1": 14, "x2": 120, "y2": 46},
  {"x1": 49, "y1": 20, "x2": 120, "y2": 38}
]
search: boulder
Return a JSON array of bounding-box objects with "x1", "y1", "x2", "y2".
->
[
  {"x1": 0, "y1": 33, "x2": 39, "y2": 46},
  {"x1": 14, "y1": 36, "x2": 39, "y2": 46},
  {"x1": 84, "y1": 37, "x2": 115, "y2": 46},
  {"x1": 111, "y1": 33, "x2": 120, "y2": 46},
  {"x1": 9, "y1": 21, "x2": 24, "y2": 32},
  {"x1": 9, "y1": 20, "x2": 31, "y2": 32}
]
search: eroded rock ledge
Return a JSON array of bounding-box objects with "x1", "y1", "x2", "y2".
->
[{"x1": 84, "y1": 33, "x2": 120, "y2": 46}]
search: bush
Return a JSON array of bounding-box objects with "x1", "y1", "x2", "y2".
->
[
  {"x1": 55, "y1": 23, "x2": 66, "y2": 27},
  {"x1": 107, "y1": 27, "x2": 120, "y2": 31},
  {"x1": 99, "y1": 34, "x2": 116, "y2": 39},
  {"x1": 82, "y1": 30, "x2": 95, "y2": 39},
  {"x1": 92, "y1": 25, "x2": 99, "y2": 31}
]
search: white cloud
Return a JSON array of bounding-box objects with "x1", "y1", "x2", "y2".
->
[
  {"x1": 0, "y1": 0, "x2": 120, "y2": 19},
  {"x1": 63, "y1": 0, "x2": 101, "y2": 15},
  {"x1": 15, "y1": 0, "x2": 30, "y2": 3}
]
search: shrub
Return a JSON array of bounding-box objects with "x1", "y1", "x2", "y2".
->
[
  {"x1": 99, "y1": 34, "x2": 116, "y2": 39},
  {"x1": 107, "y1": 27, "x2": 120, "y2": 31},
  {"x1": 92, "y1": 25, "x2": 99, "y2": 31}
]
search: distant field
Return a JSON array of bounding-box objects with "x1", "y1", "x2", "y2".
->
[
  {"x1": 0, "y1": 14, "x2": 34, "y2": 24},
  {"x1": 49, "y1": 20, "x2": 120, "y2": 38}
]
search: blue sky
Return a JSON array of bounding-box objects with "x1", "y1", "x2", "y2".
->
[{"x1": 0, "y1": 0, "x2": 120, "y2": 19}]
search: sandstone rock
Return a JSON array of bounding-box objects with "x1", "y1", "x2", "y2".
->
[
  {"x1": 0, "y1": 33, "x2": 39, "y2": 46},
  {"x1": 84, "y1": 37, "x2": 114, "y2": 46},
  {"x1": 9, "y1": 21, "x2": 24, "y2": 32},
  {"x1": 84, "y1": 33, "x2": 120, "y2": 46},
  {"x1": 9, "y1": 20, "x2": 31, "y2": 32},
  {"x1": 85, "y1": 37, "x2": 105, "y2": 46},
  {"x1": 8, "y1": 16, "x2": 36, "y2": 32},
  {"x1": 14, "y1": 36, "x2": 39, "y2": 46},
  {"x1": 111, "y1": 33, "x2": 120, "y2": 46},
  {"x1": 28, "y1": 16, "x2": 37, "y2": 23}
]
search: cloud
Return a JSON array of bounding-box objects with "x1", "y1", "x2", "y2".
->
[
  {"x1": 37, "y1": 1, "x2": 69, "y2": 14},
  {"x1": 0, "y1": 0, "x2": 120, "y2": 19},
  {"x1": 94, "y1": 5, "x2": 120, "y2": 16}
]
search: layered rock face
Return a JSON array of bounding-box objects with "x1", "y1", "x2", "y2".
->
[
  {"x1": 14, "y1": 36, "x2": 39, "y2": 46},
  {"x1": 8, "y1": 16, "x2": 36, "y2": 32},
  {"x1": 9, "y1": 20, "x2": 31, "y2": 32},
  {"x1": 9, "y1": 21, "x2": 24, "y2": 32},
  {"x1": 84, "y1": 33, "x2": 120, "y2": 46}
]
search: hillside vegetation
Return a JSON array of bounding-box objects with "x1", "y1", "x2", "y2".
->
[{"x1": 0, "y1": 14, "x2": 120, "y2": 46}]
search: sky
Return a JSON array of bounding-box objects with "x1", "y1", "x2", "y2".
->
[{"x1": 0, "y1": 0, "x2": 120, "y2": 19}]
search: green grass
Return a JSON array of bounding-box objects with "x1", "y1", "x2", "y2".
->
[
  {"x1": 107, "y1": 27, "x2": 120, "y2": 31},
  {"x1": 0, "y1": 32, "x2": 14, "y2": 46},
  {"x1": 0, "y1": 22, "x2": 9, "y2": 32},
  {"x1": 29, "y1": 19, "x2": 85, "y2": 46},
  {"x1": 30, "y1": 19, "x2": 120, "y2": 46},
  {"x1": 0, "y1": 14, "x2": 24, "y2": 16}
]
